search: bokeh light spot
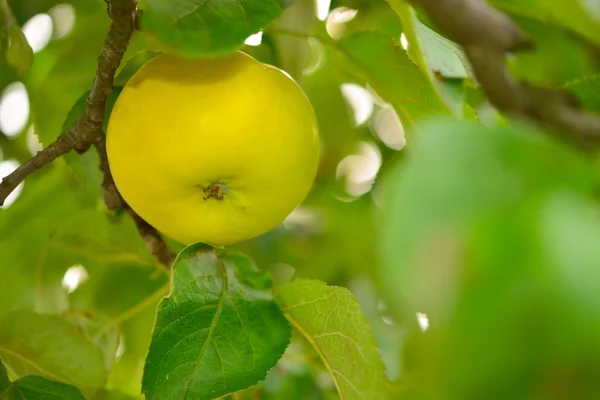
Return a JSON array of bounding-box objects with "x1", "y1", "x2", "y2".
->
[
  {"x1": 416, "y1": 312, "x2": 430, "y2": 332},
  {"x1": 336, "y1": 142, "x2": 381, "y2": 197},
  {"x1": 0, "y1": 159, "x2": 24, "y2": 208},
  {"x1": 0, "y1": 82, "x2": 30, "y2": 138},
  {"x1": 62, "y1": 265, "x2": 89, "y2": 294},
  {"x1": 315, "y1": 0, "x2": 331, "y2": 21},
  {"x1": 371, "y1": 107, "x2": 406, "y2": 150},
  {"x1": 26, "y1": 125, "x2": 43, "y2": 155},
  {"x1": 22, "y1": 13, "x2": 53, "y2": 53},
  {"x1": 244, "y1": 31, "x2": 262, "y2": 46},
  {"x1": 50, "y1": 4, "x2": 76, "y2": 39},
  {"x1": 400, "y1": 33, "x2": 409, "y2": 50},
  {"x1": 340, "y1": 83, "x2": 373, "y2": 126},
  {"x1": 326, "y1": 7, "x2": 358, "y2": 39}
]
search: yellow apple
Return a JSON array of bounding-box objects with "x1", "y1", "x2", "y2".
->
[{"x1": 106, "y1": 52, "x2": 319, "y2": 246}]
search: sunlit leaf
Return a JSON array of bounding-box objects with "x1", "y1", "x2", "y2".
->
[
  {"x1": 387, "y1": 1, "x2": 471, "y2": 79},
  {"x1": 139, "y1": 0, "x2": 291, "y2": 56},
  {"x1": 277, "y1": 279, "x2": 390, "y2": 400},
  {"x1": 0, "y1": 359, "x2": 85, "y2": 400},
  {"x1": 0, "y1": 310, "x2": 106, "y2": 397},
  {"x1": 142, "y1": 244, "x2": 290, "y2": 400}
]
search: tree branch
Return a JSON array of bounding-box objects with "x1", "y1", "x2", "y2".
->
[
  {"x1": 0, "y1": 135, "x2": 76, "y2": 202},
  {"x1": 410, "y1": 0, "x2": 600, "y2": 149},
  {"x1": 94, "y1": 138, "x2": 175, "y2": 267},
  {"x1": 0, "y1": 0, "x2": 133, "y2": 204},
  {"x1": 0, "y1": 0, "x2": 175, "y2": 267}
]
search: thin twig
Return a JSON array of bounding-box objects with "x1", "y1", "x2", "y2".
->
[
  {"x1": 129, "y1": 211, "x2": 176, "y2": 267},
  {"x1": 0, "y1": 135, "x2": 77, "y2": 202},
  {"x1": 0, "y1": 0, "x2": 175, "y2": 267},
  {"x1": 95, "y1": 135, "x2": 175, "y2": 267},
  {"x1": 0, "y1": 0, "x2": 133, "y2": 204},
  {"x1": 409, "y1": 0, "x2": 600, "y2": 149}
]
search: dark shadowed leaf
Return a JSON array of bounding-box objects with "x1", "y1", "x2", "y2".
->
[
  {"x1": 142, "y1": 244, "x2": 290, "y2": 400},
  {"x1": 0, "y1": 359, "x2": 85, "y2": 400},
  {"x1": 139, "y1": 0, "x2": 291, "y2": 56},
  {"x1": 1, "y1": 1, "x2": 33, "y2": 76},
  {"x1": 5, "y1": 26, "x2": 33, "y2": 77},
  {"x1": 276, "y1": 279, "x2": 390, "y2": 400}
]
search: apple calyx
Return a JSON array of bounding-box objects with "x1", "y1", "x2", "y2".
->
[{"x1": 201, "y1": 182, "x2": 227, "y2": 201}]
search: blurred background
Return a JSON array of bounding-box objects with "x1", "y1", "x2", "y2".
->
[{"x1": 2, "y1": 0, "x2": 600, "y2": 399}]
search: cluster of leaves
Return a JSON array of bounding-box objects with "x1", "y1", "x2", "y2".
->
[{"x1": 1, "y1": 0, "x2": 600, "y2": 399}]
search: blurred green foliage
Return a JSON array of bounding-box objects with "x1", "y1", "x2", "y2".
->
[{"x1": 1, "y1": 0, "x2": 600, "y2": 399}]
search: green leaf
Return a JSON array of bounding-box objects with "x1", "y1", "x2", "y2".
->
[
  {"x1": 387, "y1": 1, "x2": 471, "y2": 79},
  {"x1": 379, "y1": 119, "x2": 600, "y2": 398},
  {"x1": 0, "y1": 358, "x2": 10, "y2": 391},
  {"x1": 5, "y1": 26, "x2": 33, "y2": 76},
  {"x1": 565, "y1": 74, "x2": 600, "y2": 113},
  {"x1": 139, "y1": 0, "x2": 290, "y2": 57},
  {"x1": 540, "y1": 0, "x2": 600, "y2": 46},
  {"x1": 0, "y1": 5, "x2": 6, "y2": 49},
  {"x1": 25, "y1": 1, "x2": 110, "y2": 147},
  {"x1": 115, "y1": 51, "x2": 161, "y2": 87},
  {"x1": 507, "y1": 16, "x2": 595, "y2": 86},
  {"x1": 1, "y1": 0, "x2": 33, "y2": 76},
  {"x1": 377, "y1": 117, "x2": 596, "y2": 321},
  {"x1": 142, "y1": 244, "x2": 290, "y2": 400},
  {"x1": 0, "y1": 359, "x2": 85, "y2": 400},
  {"x1": 410, "y1": 20, "x2": 472, "y2": 79},
  {"x1": 0, "y1": 310, "x2": 106, "y2": 397},
  {"x1": 59, "y1": 87, "x2": 122, "y2": 196},
  {"x1": 337, "y1": 31, "x2": 449, "y2": 129},
  {"x1": 0, "y1": 163, "x2": 95, "y2": 318},
  {"x1": 62, "y1": 88, "x2": 122, "y2": 136},
  {"x1": 276, "y1": 279, "x2": 390, "y2": 400},
  {"x1": 384, "y1": 0, "x2": 472, "y2": 117},
  {"x1": 491, "y1": 0, "x2": 600, "y2": 46},
  {"x1": 0, "y1": 161, "x2": 155, "y2": 320},
  {"x1": 61, "y1": 310, "x2": 120, "y2": 372},
  {"x1": 98, "y1": 390, "x2": 141, "y2": 400}
]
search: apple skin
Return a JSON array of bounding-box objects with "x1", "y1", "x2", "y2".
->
[{"x1": 106, "y1": 51, "x2": 319, "y2": 246}]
